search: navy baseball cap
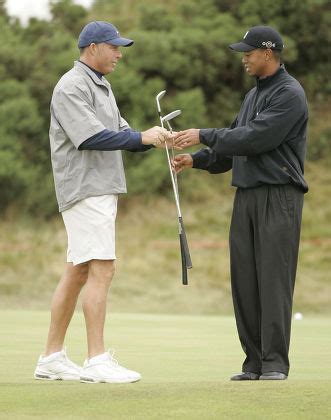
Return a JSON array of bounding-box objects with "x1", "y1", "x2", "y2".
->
[
  {"x1": 229, "y1": 26, "x2": 284, "y2": 52},
  {"x1": 78, "y1": 21, "x2": 134, "y2": 48}
]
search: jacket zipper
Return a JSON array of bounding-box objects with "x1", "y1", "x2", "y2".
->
[{"x1": 252, "y1": 78, "x2": 260, "y2": 118}]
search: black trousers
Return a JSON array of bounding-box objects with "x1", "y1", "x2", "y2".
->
[{"x1": 229, "y1": 184, "x2": 304, "y2": 375}]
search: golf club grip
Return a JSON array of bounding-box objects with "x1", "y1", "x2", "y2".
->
[
  {"x1": 179, "y1": 217, "x2": 192, "y2": 269},
  {"x1": 179, "y1": 233, "x2": 188, "y2": 285}
]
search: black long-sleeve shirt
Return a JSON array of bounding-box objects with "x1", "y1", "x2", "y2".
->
[{"x1": 192, "y1": 65, "x2": 309, "y2": 192}]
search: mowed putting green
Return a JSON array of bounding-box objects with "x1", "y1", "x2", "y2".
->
[{"x1": 0, "y1": 311, "x2": 330, "y2": 419}]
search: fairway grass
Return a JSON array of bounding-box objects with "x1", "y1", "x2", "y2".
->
[{"x1": 0, "y1": 311, "x2": 330, "y2": 419}]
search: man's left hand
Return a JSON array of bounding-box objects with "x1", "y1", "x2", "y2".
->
[{"x1": 174, "y1": 129, "x2": 200, "y2": 148}]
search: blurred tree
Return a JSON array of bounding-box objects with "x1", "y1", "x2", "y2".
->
[
  {"x1": 0, "y1": 0, "x2": 8, "y2": 20},
  {"x1": 50, "y1": 0, "x2": 88, "y2": 36},
  {"x1": 0, "y1": 79, "x2": 44, "y2": 211}
]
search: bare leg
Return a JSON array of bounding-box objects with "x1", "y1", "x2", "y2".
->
[
  {"x1": 81, "y1": 259, "x2": 115, "y2": 359},
  {"x1": 45, "y1": 263, "x2": 88, "y2": 356}
]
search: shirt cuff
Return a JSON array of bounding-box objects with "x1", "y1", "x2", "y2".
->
[
  {"x1": 199, "y1": 129, "x2": 213, "y2": 147},
  {"x1": 129, "y1": 131, "x2": 155, "y2": 150},
  {"x1": 191, "y1": 151, "x2": 206, "y2": 169}
]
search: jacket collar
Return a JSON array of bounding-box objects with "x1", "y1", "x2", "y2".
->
[
  {"x1": 256, "y1": 64, "x2": 286, "y2": 88},
  {"x1": 74, "y1": 61, "x2": 111, "y2": 90},
  {"x1": 78, "y1": 60, "x2": 104, "y2": 79}
]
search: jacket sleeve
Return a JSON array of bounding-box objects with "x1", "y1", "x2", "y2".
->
[
  {"x1": 191, "y1": 116, "x2": 237, "y2": 173},
  {"x1": 199, "y1": 86, "x2": 307, "y2": 156},
  {"x1": 118, "y1": 110, "x2": 131, "y2": 131},
  {"x1": 191, "y1": 148, "x2": 233, "y2": 173},
  {"x1": 52, "y1": 86, "x2": 106, "y2": 149}
]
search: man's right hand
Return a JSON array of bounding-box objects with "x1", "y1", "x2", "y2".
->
[
  {"x1": 173, "y1": 154, "x2": 193, "y2": 173},
  {"x1": 141, "y1": 126, "x2": 172, "y2": 146}
]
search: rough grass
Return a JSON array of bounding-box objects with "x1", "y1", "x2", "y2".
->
[
  {"x1": 0, "y1": 311, "x2": 330, "y2": 419},
  {"x1": 0, "y1": 160, "x2": 330, "y2": 314}
]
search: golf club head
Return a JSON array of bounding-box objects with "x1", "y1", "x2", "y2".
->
[
  {"x1": 161, "y1": 110, "x2": 181, "y2": 123},
  {"x1": 156, "y1": 90, "x2": 166, "y2": 112}
]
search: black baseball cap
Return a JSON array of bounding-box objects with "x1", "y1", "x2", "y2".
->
[
  {"x1": 78, "y1": 21, "x2": 134, "y2": 48},
  {"x1": 229, "y1": 26, "x2": 284, "y2": 52}
]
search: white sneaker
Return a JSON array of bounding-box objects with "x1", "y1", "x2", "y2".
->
[
  {"x1": 80, "y1": 350, "x2": 141, "y2": 384},
  {"x1": 34, "y1": 348, "x2": 82, "y2": 381}
]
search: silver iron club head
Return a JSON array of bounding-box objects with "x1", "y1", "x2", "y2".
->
[
  {"x1": 156, "y1": 90, "x2": 166, "y2": 112},
  {"x1": 161, "y1": 110, "x2": 181, "y2": 123}
]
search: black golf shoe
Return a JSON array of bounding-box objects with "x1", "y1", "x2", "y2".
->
[
  {"x1": 259, "y1": 371, "x2": 288, "y2": 380},
  {"x1": 230, "y1": 372, "x2": 260, "y2": 381}
]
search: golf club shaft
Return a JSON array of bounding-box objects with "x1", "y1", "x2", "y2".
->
[
  {"x1": 163, "y1": 129, "x2": 191, "y2": 269},
  {"x1": 159, "y1": 116, "x2": 182, "y2": 218},
  {"x1": 165, "y1": 120, "x2": 179, "y2": 200},
  {"x1": 156, "y1": 92, "x2": 192, "y2": 282},
  {"x1": 163, "y1": 127, "x2": 191, "y2": 269},
  {"x1": 160, "y1": 108, "x2": 191, "y2": 268}
]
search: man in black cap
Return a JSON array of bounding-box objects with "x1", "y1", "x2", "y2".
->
[
  {"x1": 34, "y1": 21, "x2": 171, "y2": 384},
  {"x1": 173, "y1": 26, "x2": 308, "y2": 381}
]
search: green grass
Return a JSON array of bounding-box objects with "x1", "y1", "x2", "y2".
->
[{"x1": 0, "y1": 311, "x2": 330, "y2": 419}]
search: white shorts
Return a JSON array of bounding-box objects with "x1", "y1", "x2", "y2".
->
[{"x1": 61, "y1": 195, "x2": 118, "y2": 265}]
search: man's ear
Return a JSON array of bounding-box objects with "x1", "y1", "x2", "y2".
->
[
  {"x1": 89, "y1": 43, "x2": 98, "y2": 56},
  {"x1": 265, "y1": 49, "x2": 272, "y2": 61}
]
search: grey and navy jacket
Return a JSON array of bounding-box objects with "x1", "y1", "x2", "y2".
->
[{"x1": 192, "y1": 65, "x2": 309, "y2": 192}]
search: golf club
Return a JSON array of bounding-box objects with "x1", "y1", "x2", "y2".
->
[
  {"x1": 155, "y1": 91, "x2": 192, "y2": 285},
  {"x1": 161, "y1": 110, "x2": 182, "y2": 124}
]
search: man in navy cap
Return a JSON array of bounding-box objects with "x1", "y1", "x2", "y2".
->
[
  {"x1": 34, "y1": 21, "x2": 171, "y2": 384},
  {"x1": 173, "y1": 26, "x2": 308, "y2": 381}
]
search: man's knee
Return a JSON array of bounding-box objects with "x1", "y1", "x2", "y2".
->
[
  {"x1": 88, "y1": 259, "x2": 116, "y2": 284},
  {"x1": 66, "y1": 262, "x2": 89, "y2": 286}
]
